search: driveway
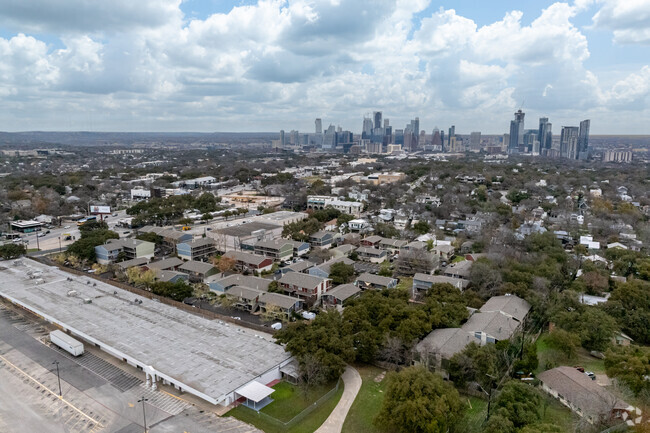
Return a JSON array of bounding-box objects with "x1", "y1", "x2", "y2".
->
[{"x1": 314, "y1": 365, "x2": 361, "y2": 433}]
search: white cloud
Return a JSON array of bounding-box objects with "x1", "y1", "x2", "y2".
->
[
  {"x1": 0, "y1": 1, "x2": 647, "y2": 133},
  {"x1": 591, "y1": 0, "x2": 650, "y2": 44}
]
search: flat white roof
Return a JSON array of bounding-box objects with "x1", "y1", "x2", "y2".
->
[
  {"x1": 0, "y1": 259, "x2": 290, "y2": 405},
  {"x1": 236, "y1": 381, "x2": 275, "y2": 403}
]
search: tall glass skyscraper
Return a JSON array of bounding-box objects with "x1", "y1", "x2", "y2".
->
[{"x1": 509, "y1": 109, "x2": 525, "y2": 153}]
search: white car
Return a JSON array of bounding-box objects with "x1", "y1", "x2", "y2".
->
[{"x1": 64, "y1": 225, "x2": 70, "y2": 229}]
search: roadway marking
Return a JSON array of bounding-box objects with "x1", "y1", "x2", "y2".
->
[
  {"x1": 161, "y1": 389, "x2": 194, "y2": 405},
  {"x1": 0, "y1": 353, "x2": 105, "y2": 429}
]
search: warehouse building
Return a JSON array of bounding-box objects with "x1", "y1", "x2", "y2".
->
[{"x1": 0, "y1": 260, "x2": 292, "y2": 407}]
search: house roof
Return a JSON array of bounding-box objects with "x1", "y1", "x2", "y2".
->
[
  {"x1": 180, "y1": 237, "x2": 215, "y2": 248},
  {"x1": 103, "y1": 238, "x2": 153, "y2": 250},
  {"x1": 216, "y1": 222, "x2": 280, "y2": 237},
  {"x1": 463, "y1": 311, "x2": 519, "y2": 340},
  {"x1": 258, "y1": 292, "x2": 301, "y2": 310},
  {"x1": 331, "y1": 244, "x2": 357, "y2": 254},
  {"x1": 479, "y1": 295, "x2": 530, "y2": 322},
  {"x1": 414, "y1": 273, "x2": 470, "y2": 290},
  {"x1": 254, "y1": 238, "x2": 294, "y2": 250},
  {"x1": 206, "y1": 274, "x2": 271, "y2": 291},
  {"x1": 356, "y1": 247, "x2": 385, "y2": 256},
  {"x1": 444, "y1": 260, "x2": 473, "y2": 278},
  {"x1": 279, "y1": 272, "x2": 328, "y2": 289},
  {"x1": 538, "y1": 367, "x2": 629, "y2": 418},
  {"x1": 327, "y1": 284, "x2": 362, "y2": 301},
  {"x1": 316, "y1": 257, "x2": 355, "y2": 274},
  {"x1": 379, "y1": 238, "x2": 408, "y2": 248},
  {"x1": 363, "y1": 235, "x2": 383, "y2": 244},
  {"x1": 224, "y1": 251, "x2": 271, "y2": 266},
  {"x1": 154, "y1": 269, "x2": 188, "y2": 283},
  {"x1": 178, "y1": 260, "x2": 215, "y2": 275},
  {"x1": 404, "y1": 241, "x2": 427, "y2": 250},
  {"x1": 310, "y1": 230, "x2": 331, "y2": 239},
  {"x1": 285, "y1": 261, "x2": 315, "y2": 273},
  {"x1": 147, "y1": 257, "x2": 184, "y2": 270},
  {"x1": 116, "y1": 257, "x2": 149, "y2": 270},
  {"x1": 416, "y1": 328, "x2": 472, "y2": 359},
  {"x1": 356, "y1": 272, "x2": 396, "y2": 288}
]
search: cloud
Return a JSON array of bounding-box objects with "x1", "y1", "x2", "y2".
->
[
  {"x1": 591, "y1": 0, "x2": 650, "y2": 44},
  {"x1": 0, "y1": 0, "x2": 648, "y2": 133}
]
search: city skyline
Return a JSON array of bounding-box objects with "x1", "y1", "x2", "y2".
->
[{"x1": 0, "y1": 1, "x2": 649, "y2": 134}]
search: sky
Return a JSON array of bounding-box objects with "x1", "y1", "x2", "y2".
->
[{"x1": 0, "y1": 0, "x2": 649, "y2": 134}]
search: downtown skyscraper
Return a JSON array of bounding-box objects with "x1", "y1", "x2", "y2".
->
[{"x1": 509, "y1": 109, "x2": 525, "y2": 153}]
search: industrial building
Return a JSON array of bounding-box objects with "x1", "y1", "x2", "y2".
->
[{"x1": 0, "y1": 260, "x2": 292, "y2": 407}]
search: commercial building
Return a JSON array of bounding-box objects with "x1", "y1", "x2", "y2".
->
[
  {"x1": 10, "y1": 220, "x2": 43, "y2": 233},
  {"x1": 209, "y1": 222, "x2": 283, "y2": 253},
  {"x1": 0, "y1": 260, "x2": 291, "y2": 407},
  {"x1": 95, "y1": 239, "x2": 155, "y2": 265}
]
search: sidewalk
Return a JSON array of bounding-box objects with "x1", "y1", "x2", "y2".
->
[{"x1": 314, "y1": 365, "x2": 361, "y2": 433}]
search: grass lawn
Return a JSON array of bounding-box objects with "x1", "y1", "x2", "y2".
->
[
  {"x1": 536, "y1": 333, "x2": 605, "y2": 375},
  {"x1": 395, "y1": 277, "x2": 413, "y2": 292},
  {"x1": 227, "y1": 380, "x2": 343, "y2": 433},
  {"x1": 342, "y1": 365, "x2": 391, "y2": 433},
  {"x1": 451, "y1": 255, "x2": 466, "y2": 263},
  {"x1": 456, "y1": 396, "x2": 488, "y2": 433}
]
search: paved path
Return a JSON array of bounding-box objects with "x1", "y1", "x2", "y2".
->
[{"x1": 314, "y1": 365, "x2": 361, "y2": 433}]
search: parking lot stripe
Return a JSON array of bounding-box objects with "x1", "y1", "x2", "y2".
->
[{"x1": 0, "y1": 353, "x2": 104, "y2": 429}]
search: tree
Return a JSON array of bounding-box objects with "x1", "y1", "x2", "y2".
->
[
  {"x1": 275, "y1": 311, "x2": 355, "y2": 383},
  {"x1": 376, "y1": 366, "x2": 463, "y2": 433},
  {"x1": 0, "y1": 243, "x2": 26, "y2": 259},
  {"x1": 413, "y1": 220, "x2": 431, "y2": 235},
  {"x1": 491, "y1": 380, "x2": 542, "y2": 429},
  {"x1": 378, "y1": 262, "x2": 393, "y2": 277},
  {"x1": 328, "y1": 262, "x2": 355, "y2": 284},
  {"x1": 67, "y1": 227, "x2": 119, "y2": 262},
  {"x1": 604, "y1": 279, "x2": 650, "y2": 344},
  {"x1": 136, "y1": 232, "x2": 163, "y2": 245},
  {"x1": 195, "y1": 192, "x2": 218, "y2": 213},
  {"x1": 268, "y1": 280, "x2": 282, "y2": 293},
  {"x1": 545, "y1": 329, "x2": 581, "y2": 359},
  {"x1": 261, "y1": 304, "x2": 285, "y2": 322},
  {"x1": 604, "y1": 346, "x2": 650, "y2": 396},
  {"x1": 211, "y1": 255, "x2": 236, "y2": 275}
]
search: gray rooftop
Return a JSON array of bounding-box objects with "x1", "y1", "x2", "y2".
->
[
  {"x1": 205, "y1": 274, "x2": 271, "y2": 291},
  {"x1": 416, "y1": 328, "x2": 472, "y2": 359},
  {"x1": 479, "y1": 295, "x2": 531, "y2": 322},
  {"x1": 279, "y1": 272, "x2": 328, "y2": 289},
  {"x1": 316, "y1": 257, "x2": 355, "y2": 274},
  {"x1": 146, "y1": 257, "x2": 184, "y2": 270},
  {"x1": 178, "y1": 260, "x2": 215, "y2": 274},
  {"x1": 326, "y1": 284, "x2": 361, "y2": 302},
  {"x1": 356, "y1": 272, "x2": 396, "y2": 288},
  {"x1": 0, "y1": 260, "x2": 289, "y2": 405},
  {"x1": 224, "y1": 251, "x2": 270, "y2": 266},
  {"x1": 116, "y1": 257, "x2": 149, "y2": 270}
]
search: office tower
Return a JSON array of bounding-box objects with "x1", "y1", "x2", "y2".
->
[
  {"x1": 469, "y1": 132, "x2": 481, "y2": 152},
  {"x1": 538, "y1": 117, "x2": 552, "y2": 154},
  {"x1": 323, "y1": 124, "x2": 336, "y2": 149},
  {"x1": 449, "y1": 136, "x2": 457, "y2": 152},
  {"x1": 502, "y1": 134, "x2": 510, "y2": 152},
  {"x1": 414, "y1": 117, "x2": 420, "y2": 146},
  {"x1": 431, "y1": 128, "x2": 442, "y2": 146},
  {"x1": 560, "y1": 126, "x2": 579, "y2": 159},
  {"x1": 448, "y1": 125, "x2": 455, "y2": 148},
  {"x1": 384, "y1": 119, "x2": 390, "y2": 128},
  {"x1": 509, "y1": 109, "x2": 525, "y2": 153},
  {"x1": 373, "y1": 111, "x2": 382, "y2": 130},
  {"x1": 362, "y1": 117, "x2": 373, "y2": 139},
  {"x1": 290, "y1": 130, "x2": 299, "y2": 146},
  {"x1": 315, "y1": 118, "x2": 322, "y2": 134},
  {"x1": 440, "y1": 131, "x2": 445, "y2": 151},
  {"x1": 280, "y1": 130, "x2": 285, "y2": 147},
  {"x1": 523, "y1": 129, "x2": 537, "y2": 153},
  {"x1": 578, "y1": 119, "x2": 590, "y2": 160},
  {"x1": 394, "y1": 129, "x2": 404, "y2": 145}
]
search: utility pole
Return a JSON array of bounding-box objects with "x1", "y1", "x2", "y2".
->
[
  {"x1": 52, "y1": 361, "x2": 62, "y2": 397},
  {"x1": 138, "y1": 396, "x2": 149, "y2": 432},
  {"x1": 58, "y1": 236, "x2": 62, "y2": 253},
  {"x1": 36, "y1": 231, "x2": 40, "y2": 251}
]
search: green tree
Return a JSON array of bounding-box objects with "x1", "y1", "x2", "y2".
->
[
  {"x1": 413, "y1": 220, "x2": 431, "y2": 235},
  {"x1": 67, "y1": 228, "x2": 119, "y2": 262},
  {"x1": 545, "y1": 329, "x2": 581, "y2": 359},
  {"x1": 376, "y1": 366, "x2": 463, "y2": 433},
  {"x1": 604, "y1": 346, "x2": 650, "y2": 396},
  {"x1": 604, "y1": 279, "x2": 650, "y2": 344},
  {"x1": 328, "y1": 262, "x2": 356, "y2": 284},
  {"x1": 378, "y1": 262, "x2": 393, "y2": 277},
  {"x1": 195, "y1": 192, "x2": 218, "y2": 213},
  {"x1": 136, "y1": 232, "x2": 163, "y2": 245},
  {"x1": 0, "y1": 243, "x2": 26, "y2": 259},
  {"x1": 491, "y1": 380, "x2": 542, "y2": 429},
  {"x1": 275, "y1": 311, "x2": 354, "y2": 383}
]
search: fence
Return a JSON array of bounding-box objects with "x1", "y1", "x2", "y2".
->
[
  {"x1": 27, "y1": 256, "x2": 274, "y2": 335},
  {"x1": 240, "y1": 378, "x2": 341, "y2": 429}
]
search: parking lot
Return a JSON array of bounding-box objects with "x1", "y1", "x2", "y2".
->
[{"x1": 0, "y1": 301, "x2": 262, "y2": 433}]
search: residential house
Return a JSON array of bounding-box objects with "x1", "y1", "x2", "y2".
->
[
  {"x1": 176, "y1": 238, "x2": 216, "y2": 262},
  {"x1": 308, "y1": 257, "x2": 355, "y2": 279},
  {"x1": 356, "y1": 247, "x2": 387, "y2": 263},
  {"x1": 178, "y1": 260, "x2": 218, "y2": 282},
  {"x1": 379, "y1": 238, "x2": 408, "y2": 255},
  {"x1": 538, "y1": 366, "x2": 633, "y2": 425},
  {"x1": 146, "y1": 257, "x2": 184, "y2": 272},
  {"x1": 432, "y1": 244, "x2": 455, "y2": 262},
  {"x1": 322, "y1": 284, "x2": 362, "y2": 308},
  {"x1": 153, "y1": 269, "x2": 189, "y2": 284},
  {"x1": 580, "y1": 236, "x2": 601, "y2": 250},
  {"x1": 254, "y1": 239, "x2": 294, "y2": 262},
  {"x1": 443, "y1": 260, "x2": 473, "y2": 280},
  {"x1": 115, "y1": 257, "x2": 149, "y2": 272},
  {"x1": 224, "y1": 251, "x2": 274, "y2": 273},
  {"x1": 137, "y1": 226, "x2": 193, "y2": 249},
  {"x1": 412, "y1": 273, "x2": 470, "y2": 293},
  {"x1": 95, "y1": 239, "x2": 155, "y2": 265},
  {"x1": 309, "y1": 230, "x2": 334, "y2": 248},
  {"x1": 415, "y1": 294, "x2": 530, "y2": 377},
  {"x1": 347, "y1": 219, "x2": 371, "y2": 233},
  {"x1": 401, "y1": 241, "x2": 427, "y2": 253},
  {"x1": 330, "y1": 244, "x2": 357, "y2": 258},
  {"x1": 206, "y1": 274, "x2": 271, "y2": 293},
  {"x1": 281, "y1": 260, "x2": 315, "y2": 275},
  {"x1": 356, "y1": 272, "x2": 398, "y2": 290},
  {"x1": 225, "y1": 286, "x2": 303, "y2": 318},
  {"x1": 278, "y1": 273, "x2": 331, "y2": 301},
  {"x1": 360, "y1": 235, "x2": 383, "y2": 247}
]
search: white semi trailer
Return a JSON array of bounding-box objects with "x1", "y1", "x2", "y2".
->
[{"x1": 49, "y1": 330, "x2": 84, "y2": 356}]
